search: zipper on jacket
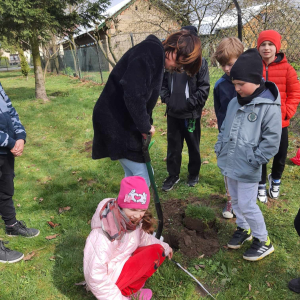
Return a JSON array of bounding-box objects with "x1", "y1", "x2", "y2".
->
[{"x1": 266, "y1": 66, "x2": 268, "y2": 81}]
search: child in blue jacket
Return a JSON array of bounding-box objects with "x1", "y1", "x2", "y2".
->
[
  {"x1": 212, "y1": 37, "x2": 244, "y2": 219},
  {"x1": 0, "y1": 82, "x2": 39, "y2": 264},
  {"x1": 215, "y1": 49, "x2": 281, "y2": 261}
]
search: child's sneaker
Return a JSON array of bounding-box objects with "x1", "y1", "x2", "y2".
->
[
  {"x1": 222, "y1": 201, "x2": 234, "y2": 219},
  {"x1": 257, "y1": 184, "x2": 267, "y2": 203},
  {"x1": 162, "y1": 175, "x2": 179, "y2": 191},
  {"x1": 227, "y1": 227, "x2": 252, "y2": 249},
  {"x1": 6, "y1": 220, "x2": 40, "y2": 238},
  {"x1": 0, "y1": 241, "x2": 24, "y2": 263},
  {"x1": 268, "y1": 174, "x2": 281, "y2": 199},
  {"x1": 243, "y1": 236, "x2": 274, "y2": 261}
]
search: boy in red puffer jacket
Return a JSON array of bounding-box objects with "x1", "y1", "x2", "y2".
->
[{"x1": 256, "y1": 30, "x2": 300, "y2": 203}]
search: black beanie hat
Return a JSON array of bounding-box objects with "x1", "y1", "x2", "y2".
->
[
  {"x1": 181, "y1": 25, "x2": 198, "y2": 37},
  {"x1": 230, "y1": 48, "x2": 263, "y2": 84}
]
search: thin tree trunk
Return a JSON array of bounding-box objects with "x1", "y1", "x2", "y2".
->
[
  {"x1": 106, "y1": 31, "x2": 118, "y2": 64},
  {"x1": 30, "y1": 33, "x2": 48, "y2": 101},
  {"x1": 97, "y1": 40, "x2": 116, "y2": 68}
]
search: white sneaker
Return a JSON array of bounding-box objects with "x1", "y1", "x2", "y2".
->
[
  {"x1": 257, "y1": 185, "x2": 267, "y2": 203},
  {"x1": 268, "y1": 174, "x2": 281, "y2": 199}
]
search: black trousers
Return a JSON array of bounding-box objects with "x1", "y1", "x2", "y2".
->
[
  {"x1": 0, "y1": 154, "x2": 16, "y2": 225},
  {"x1": 166, "y1": 115, "x2": 201, "y2": 177},
  {"x1": 294, "y1": 208, "x2": 300, "y2": 237},
  {"x1": 260, "y1": 127, "x2": 288, "y2": 184}
]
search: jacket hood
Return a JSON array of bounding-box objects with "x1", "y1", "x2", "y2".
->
[
  {"x1": 250, "y1": 81, "x2": 281, "y2": 105},
  {"x1": 222, "y1": 73, "x2": 232, "y2": 82},
  {"x1": 90, "y1": 198, "x2": 112, "y2": 230},
  {"x1": 263, "y1": 52, "x2": 287, "y2": 66},
  {"x1": 145, "y1": 35, "x2": 164, "y2": 51}
]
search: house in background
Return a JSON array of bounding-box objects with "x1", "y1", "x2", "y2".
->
[
  {"x1": 197, "y1": 3, "x2": 299, "y2": 64},
  {"x1": 61, "y1": 0, "x2": 180, "y2": 72}
]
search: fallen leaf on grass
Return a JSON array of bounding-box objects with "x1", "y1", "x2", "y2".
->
[
  {"x1": 58, "y1": 206, "x2": 71, "y2": 214},
  {"x1": 198, "y1": 254, "x2": 205, "y2": 259},
  {"x1": 39, "y1": 198, "x2": 43, "y2": 202},
  {"x1": 163, "y1": 157, "x2": 167, "y2": 161},
  {"x1": 47, "y1": 221, "x2": 60, "y2": 228},
  {"x1": 49, "y1": 256, "x2": 56, "y2": 261},
  {"x1": 45, "y1": 234, "x2": 59, "y2": 240},
  {"x1": 202, "y1": 161, "x2": 209, "y2": 164},
  {"x1": 249, "y1": 284, "x2": 252, "y2": 291},
  {"x1": 87, "y1": 219, "x2": 92, "y2": 225},
  {"x1": 17, "y1": 204, "x2": 21, "y2": 207},
  {"x1": 23, "y1": 251, "x2": 35, "y2": 261},
  {"x1": 194, "y1": 265, "x2": 200, "y2": 270},
  {"x1": 78, "y1": 177, "x2": 82, "y2": 182},
  {"x1": 160, "y1": 132, "x2": 166, "y2": 136},
  {"x1": 266, "y1": 282, "x2": 270, "y2": 287},
  {"x1": 33, "y1": 197, "x2": 37, "y2": 200}
]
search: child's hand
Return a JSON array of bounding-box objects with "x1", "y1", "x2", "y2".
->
[
  {"x1": 10, "y1": 139, "x2": 25, "y2": 157},
  {"x1": 168, "y1": 248, "x2": 173, "y2": 260}
]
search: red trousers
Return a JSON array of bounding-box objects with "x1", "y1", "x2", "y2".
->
[{"x1": 116, "y1": 244, "x2": 166, "y2": 296}]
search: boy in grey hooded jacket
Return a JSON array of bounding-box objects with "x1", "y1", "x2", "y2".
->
[{"x1": 215, "y1": 49, "x2": 281, "y2": 261}]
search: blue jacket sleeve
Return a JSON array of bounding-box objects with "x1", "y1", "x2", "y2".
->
[{"x1": 0, "y1": 83, "x2": 26, "y2": 149}]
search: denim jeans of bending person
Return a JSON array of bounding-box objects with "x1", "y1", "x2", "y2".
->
[
  {"x1": 119, "y1": 159, "x2": 150, "y2": 186},
  {"x1": 226, "y1": 177, "x2": 268, "y2": 241}
]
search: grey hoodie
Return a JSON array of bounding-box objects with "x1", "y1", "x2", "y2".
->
[{"x1": 215, "y1": 82, "x2": 282, "y2": 183}]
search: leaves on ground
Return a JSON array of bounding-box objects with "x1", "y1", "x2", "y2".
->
[
  {"x1": 45, "y1": 234, "x2": 59, "y2": 240},
  {"x1": 47, "y1": 221, "x2": 60, "y2": 228},
  {"x1": 23, "y1": 251, "x2": 35, "y2": 261},
  {"x1": 58, "y1": 206, "x2": 71, "y2": 214}
]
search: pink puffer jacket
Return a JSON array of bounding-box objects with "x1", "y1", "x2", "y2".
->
[{"x1": 83, "y1": 198, "x2": 171, "y2": 300}]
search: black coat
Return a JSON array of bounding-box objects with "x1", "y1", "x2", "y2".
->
[
  {"x1": 92, "y1": 35, "x2": 165, "y2": 163},
  {"x1": 160, "y1": 58, "x2": 210, "y2": 119}
]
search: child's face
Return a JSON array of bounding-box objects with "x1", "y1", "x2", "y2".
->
[
  {"x1": 221, "y1": 57, "x2": 238, "y2": 76},
  {"x1": 258, "y1": 41, "x2": 276, "y2": 62},
  {"x1": 165, "y1": 51, "x2": 182, "y2": 72},
  {"x1": 232, "y1": 80, "x2": 260, "y2": 98},
  {"x1": 123, "y1": 208, "x2": 147, "y2": 224}
]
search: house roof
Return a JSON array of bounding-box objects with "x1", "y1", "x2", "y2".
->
[{"x1": 197, "y1": 4, "x2": 267, "y2": 35}]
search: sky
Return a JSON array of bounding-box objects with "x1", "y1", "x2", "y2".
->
[{"x1": 109, "y1": 0, "x2": 125, "y2": 8}]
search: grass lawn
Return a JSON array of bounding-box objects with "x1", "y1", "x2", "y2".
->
[{"x1": 0, "y1": 70, "x2": 300, "y2": 300}]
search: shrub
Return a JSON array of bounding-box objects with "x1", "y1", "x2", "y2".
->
[
  {"x1": 63, "y1": 67, "x2": 74, "y2": 76},
  {"x1": 185, "y1": 204, "x2": 215, "y2": 222},
  {"x1": 19, "y1": 51, "x2": 30, "y2": 79}
]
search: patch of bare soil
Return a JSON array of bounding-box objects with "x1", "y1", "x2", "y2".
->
[{"x1": 162, "y1": 197, "x2": 223, "y2": 259}]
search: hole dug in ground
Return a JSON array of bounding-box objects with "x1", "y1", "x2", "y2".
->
[{"x1": 162, "y1": 198, "x2": 221, "y2": 259}]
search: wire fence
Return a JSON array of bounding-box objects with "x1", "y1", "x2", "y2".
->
[{"x1": 45, "y1": 0, "x2": 300, "y2": 133}]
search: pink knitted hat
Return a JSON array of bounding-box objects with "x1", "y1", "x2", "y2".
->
[{"x1": 117, "y1": 176, "x2": 150, "y2": 209}]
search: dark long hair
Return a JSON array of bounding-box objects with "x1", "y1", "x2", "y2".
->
[{"x1": 163, "y1": 30, "x2": 202, "y2": 76}]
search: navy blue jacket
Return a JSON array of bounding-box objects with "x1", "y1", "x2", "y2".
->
[
  {"x1": 0, "y1": 83, "x2": 26, "y2": 155},
  {"x1": 213, "y1": 73, "x2": 236, "y2": 131}
]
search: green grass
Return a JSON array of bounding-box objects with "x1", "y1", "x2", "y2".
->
[
  {"x1": 0, "y1": 70, "x2": 299, "y2": 300},
  {"x1": 185, "y1": 204, "x2": 216, "y2": 222}
]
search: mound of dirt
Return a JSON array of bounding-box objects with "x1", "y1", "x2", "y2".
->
[{"x1": 162, "y1": 197, "x2": 221, "y2": 259}]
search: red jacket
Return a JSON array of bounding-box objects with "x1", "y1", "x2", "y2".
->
[{"x1": 263, "y1": 53, "x2": 300, "y2": 128}]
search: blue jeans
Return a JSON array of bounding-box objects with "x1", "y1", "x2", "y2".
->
[{"x1": 119, "y1": 159, "x2": 150, "y2": 186}]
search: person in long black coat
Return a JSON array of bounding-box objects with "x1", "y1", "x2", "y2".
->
[{"x1": 92, "y1": 31, "x2": 202, "y2": 185}]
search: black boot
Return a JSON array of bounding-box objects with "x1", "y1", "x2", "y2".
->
[
  {"x1": 6, "y1": 220, "x2": 40, "y2": 238},
  {"x1": 0, "y1": 241, "x2": 24, "y2": 263},
  {"x1": 288, "y1": 277, "x2": 300, "y2": 293}
]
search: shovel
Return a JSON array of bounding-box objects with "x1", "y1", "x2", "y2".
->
[{"x1": 142, "y1": 133, "x2": 163, "y2": 239}]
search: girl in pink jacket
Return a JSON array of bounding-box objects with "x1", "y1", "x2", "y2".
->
[{"x1": 84, "y1": 176, "x2": 173, "y2": 300}]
